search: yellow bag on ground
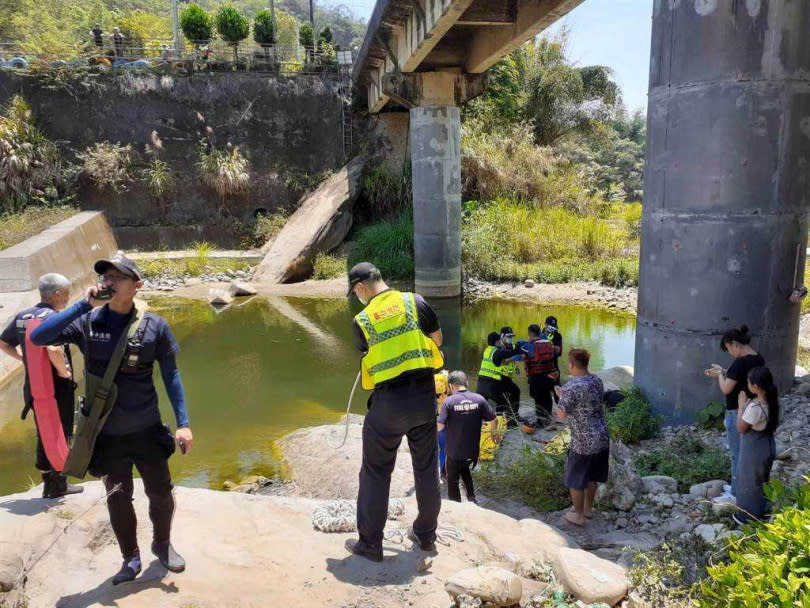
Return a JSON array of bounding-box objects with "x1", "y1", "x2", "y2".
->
[
  {"x1": 479, "y1": 414, "x2": 507, "y2": 461},
  {"x1": 434, "y1": 371, "x2": 450, "y2": 414}
]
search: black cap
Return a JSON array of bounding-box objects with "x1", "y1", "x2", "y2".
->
[
  {"x1": 545, "y1": 316, "x2": 558, "y2": 327},
  {"x1": 499, "y1": 326, "x2": 514, "y2": 336},
  {"x1": 94, "y1": 252, "x2": 143, "y2": 280},
  {"x1": 347, "y1": 262, "x2": 381, "y2": 297}
]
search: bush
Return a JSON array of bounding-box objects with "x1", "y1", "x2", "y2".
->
[
  {"x1": 142, "y1": 158, "x2": 175, "y2": 200},
  {"x1": 636, "y1": 436, "x2": 730, "y2": 493},
  {"x1": 78, "y1": 142, "x2": 134, "y2": 193},
  {"x1": 699, "y1": 478, "x2": 810, "y2": 606},
  {"x1": 197, "y1": 143, "x2": 250, "y2": 207},
  {"x1": 628, "y1": 538, "x2": 709, "y2": 607},
  {"x1": 696, "y1": 401, "x2": 725, "y2": 431},
  {"x1": 312, "y1": 253, "x2": 346, "y2": 280},
  {"x1": 0, "y1": 96, "x2": 63, "y2": 211},
  {"x1": 608, "y1": 386, "x2": 662, "y2": 444},
  {"x1": 348, "y1": 212, "x2": 414, "y2": 281},
  {"x1": 185, "y1": 241, "x2": 213, "y2": 275},
  {"x1": 180, "y1": 3, "x2": 214, "y2": 44},
  {"x1": 356, "y1": 163, "x2": 411, "y2": 221},
  {"x1": 474, "y1": 446, "x2": 570, "y2": 512},
  {"x1": 246, "y1": 213, "x2": 287, "y2": 248}
]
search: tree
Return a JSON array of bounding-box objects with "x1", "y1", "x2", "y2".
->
[
  {"x1": 253, "y1": 9, "x2": 276, "y2": 46},
  {"x1": 180, "y1": 3, "x2": 214, "y2": 46},
  {"x1": 318, "y1": 25, "x2": 332, "y2": 45},
  {"x1": 522, "y1": 37, "x2": 619, "y2": 145},
  {"x1": 216, "y1": 5, "x2": 249, "y2": 62},
  {"x1": 299, "y1": 21, "x2": 314, "y2": 63},
  {"x1": 117, "y1": 10, "x2": 173, "y2": 55}
]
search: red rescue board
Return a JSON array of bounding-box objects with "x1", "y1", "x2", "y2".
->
[{"x1": 24, "y1": 319, "x2": 69, "y2": 472}]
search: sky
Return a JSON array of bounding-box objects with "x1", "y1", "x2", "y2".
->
[{"x1": 330, "y1": 0, "x2": 653, "y2": 112}]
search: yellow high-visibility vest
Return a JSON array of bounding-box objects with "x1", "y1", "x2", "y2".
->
[
  {"x1": 355, "y1": 290, "x2": 443, "y2": 390},
  {"x1": 478, "y1": 345, "x2": 502, "y2": 380}
]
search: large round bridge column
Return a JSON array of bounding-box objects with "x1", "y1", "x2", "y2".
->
[
  {"x1": 410, "y1": 106, "x2": 462, "y2": 298},
  {"x1": 635, "y1": 0, "x2": 810, "y2": 423}
]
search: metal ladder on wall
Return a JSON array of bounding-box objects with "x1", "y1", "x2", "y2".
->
[{"x1": 339, "y1": 65, "x2": 353, "y2": 161}]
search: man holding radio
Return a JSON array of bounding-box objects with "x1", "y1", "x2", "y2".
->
[{"x1": 31, "y1": 253, "x2": 193, "y2": 585}]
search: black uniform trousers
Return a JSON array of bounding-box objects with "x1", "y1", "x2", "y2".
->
[
  {"x1": 528, "y1": 374, "x2": 557, "y2": 423},
  {"x1": 446, "y1": 458, "x2": 475, "y2": 502},
  {"x1": 91, "y1": 424, "x2": 176, "y2": 559},
  {"x1": 357, "y1": 374, "x2": 441, "y2": 547},
  {"x1": 33, "y1": 378, "x2": 76, "y2": 471},
  {"x1": 477, "y1": 376, "x2": 520, "y2": 421}
]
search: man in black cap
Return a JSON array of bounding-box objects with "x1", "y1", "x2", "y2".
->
[
  {"x1": 476, "y1": 329, "x2": 521, "y2": 425},
  {"x1": 31, "y1": 252, "x2": 193, "y2": 585},
  {"x1": 345, "y1": 262, "x2": 444, "y2": 562}
]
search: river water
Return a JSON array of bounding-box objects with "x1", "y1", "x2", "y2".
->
[{"x1": 0, "y1": 296, "x2": 635, "y2": 496}]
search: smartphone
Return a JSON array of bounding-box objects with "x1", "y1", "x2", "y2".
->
[{"x1": 96, "y1": 287, "x2": 113, "y2": 300}]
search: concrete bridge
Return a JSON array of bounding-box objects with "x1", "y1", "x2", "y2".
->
[{"x1": 355, "y1": 0, "x2": 810, "y2": 422}]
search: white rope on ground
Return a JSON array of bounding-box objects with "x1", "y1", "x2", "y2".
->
[
  {"x1": 312, "y1": 498, "x2": 405, "y2": 533},
  {"x1": 327, "y1": 371, "x2": 362, "y2": 450},
  {"x1": 383, "y1": 524, "x2": 465, "y2": 546}
]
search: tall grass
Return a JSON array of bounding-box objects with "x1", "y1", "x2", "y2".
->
[
  {"x1": 462, "y1": 199, "x2": 634, "y2": 283},
  {"x1": 355, "y1": 162, "x2": 412, "y2": 221},
  {"x1": 0, "y1": 205, "x2": 77, "y2": 250},
  {"x1": 312, "y1": 253, "x2": 346, "y2": 279},
  {"x1": 197, "y1": 143, "x2": 250, "y2": 209},
  {"x1": 348, "y1": 212, "x2": 414, "y2": 280}
]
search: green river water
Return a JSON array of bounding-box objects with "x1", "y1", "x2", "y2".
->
[{"x1": 0, "y1": 297, "x2": 635, "y2": 496}]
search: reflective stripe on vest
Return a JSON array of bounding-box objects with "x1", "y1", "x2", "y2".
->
[
  {"x1": 479, "y1": 346, "x2": 501, "y2": 380},
  {"x1": 355, "y1": 290, "x2": 440, "y2": 388}
]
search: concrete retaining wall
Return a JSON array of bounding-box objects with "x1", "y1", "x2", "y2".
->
[{"x1": 0, "y1": 212, "x2": 118, "y2": 292}]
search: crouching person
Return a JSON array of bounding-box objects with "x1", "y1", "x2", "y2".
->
[
  {"x1": 31, "y1": 253, "x2": 193, "y2": 585},
  {"x1": 438, "y1": 371, "x2": 500, "y2": 504},
  {"x1": 554, "y1": 349, "x2": 609, "y2": 526}
]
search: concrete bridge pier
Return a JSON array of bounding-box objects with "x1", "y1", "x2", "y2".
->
[
  {"x1": 384, "y1": 71, "x2": 485, "y2": 298},
  {"x1": 635, "y1": 0, "x2": 810, "y2": 423}
]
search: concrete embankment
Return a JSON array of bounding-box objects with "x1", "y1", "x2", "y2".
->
[{"x1": 0, "y1": 212, "x2": 118, "y2": 386}]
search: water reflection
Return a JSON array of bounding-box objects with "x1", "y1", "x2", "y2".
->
[{"x1": 0, "y1": 296, "x2": 635, "y2": 495}]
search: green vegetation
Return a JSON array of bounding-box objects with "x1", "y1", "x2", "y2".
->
[
  {"x1": 699, "y1": 478, "x2": 810, "y2": 607},
  {"x1": 215, "y1": 5, "x2": 249, "y2": 61},
  {"x1": 197, "y1": 142, "x2": 250, "y2": 209},
  {"x1": 348, "y1": 212, "x2": 414, "y2": 281},
  {"x1": 607, "y1": 386, "x2": 662, "y2": 444},
  {"x1": 312, "y1": 253, "x2": 346, "y2": 280},
  {"x1": 139, "y1": 254, "x2": 251, "y2": 279},
  {"x1": 628, "y1": 539, "x2": 709, "y2": 608},
  {"x1": 696, "y1": 401, "x2": 726, "y2": 431},
  {"x1": 78, "y1": 142, "x2": 134, "y2": 193},
  {"x1": 636, "y1": 436, "x2": 730, "y2": 494},
  {"x1": 142, "y1": 158, "x2": 175, "y2": 201},
  {"x1": 180, "y1": 3, "x2": 214, "y2": 44},
  {"x1": 474, "y1": 446, "x2": 569, "y2": 512},
  {"x1": 0, "y1": 205, "x2": 77, "y2": 250},
  {"x1": 244, "y1": 212, "x2": 287, "y2": 248},
  {"x1": 462, "y1": 199, "x2": 638, "y2": 285},
  {"x1": 253, "y1": 9, "x2": 276, "y2": 46},
  {"x1": 355, "y1": 163, "x2": 411, "y2": 222},
  {"x1": 0, "y1": 96, "x2": 63, "y2": 212}
]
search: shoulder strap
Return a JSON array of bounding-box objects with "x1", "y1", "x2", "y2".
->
[{"x1": 97, "y1": 302, "x2": 149, "y2": 394}]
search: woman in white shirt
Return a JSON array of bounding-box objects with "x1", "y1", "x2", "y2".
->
[{"x1": 734, "y1": 366, "x2": 779, "y2": 526}]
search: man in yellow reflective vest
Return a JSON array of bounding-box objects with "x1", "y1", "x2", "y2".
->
[
  {"x1": 345, "y1": 262, "x2": 444, "y2": 562},
  {"x1": 476, "y1": 329, "x2": 521, "y2": 425}
]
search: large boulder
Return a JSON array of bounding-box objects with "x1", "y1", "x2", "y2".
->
[
  {"x1": 276, "y1": 416, "x2": 417, "y2": 499},
  {"x1": 554, "y1": 547, "x2": 629, "y2": 606},
  {"x1": 445, "y1": 567, "x2": 522, "y2": 607},
  {"x1": 593, "y1": 366, "x2": 634, "y2": 390},
  {"x1": 596, "y1": 441, "x2": 643, "y2": 511},
  {"x1": 641, "y1": 475, "x2": 677, "y2": 495}
]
